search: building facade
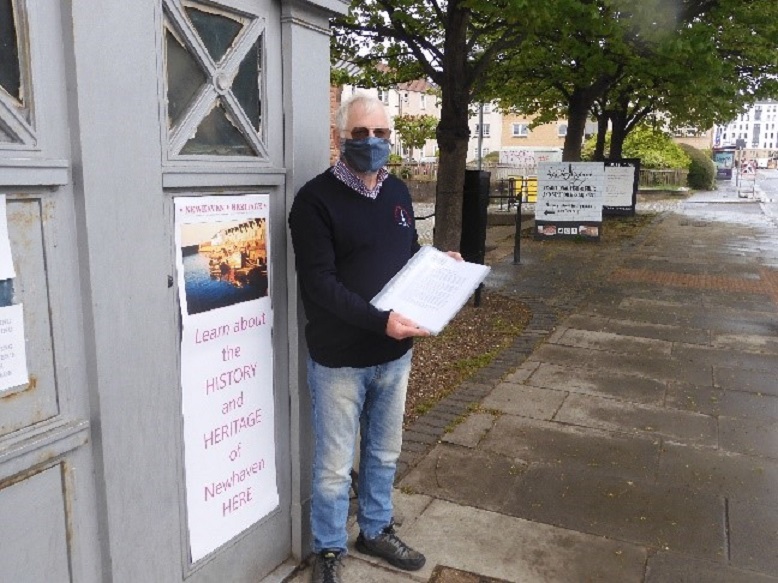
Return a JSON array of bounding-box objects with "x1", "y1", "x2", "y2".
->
[
  {"x1": 0, "y1": 0, "x2": 343, "y2": 581},
  {"x1": 714, "y1": 99, "x2": 778, "y2": 163}
]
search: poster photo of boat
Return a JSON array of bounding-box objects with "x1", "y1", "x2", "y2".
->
[{"x1": 179, "y1": 217, "x2": 268, "y2": 315}]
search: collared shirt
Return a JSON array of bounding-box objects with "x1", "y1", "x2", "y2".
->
[{"x1": 331, "y1": 159, "x2": 389, "y2": 200}]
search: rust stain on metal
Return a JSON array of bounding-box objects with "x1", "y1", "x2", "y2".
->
[{"x1": 1, "y1": 376, "x2": 38, "y2": 403}]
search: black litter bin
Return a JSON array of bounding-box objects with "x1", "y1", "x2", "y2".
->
[
  {"x1": 460, "y1": 170, "x2": 490, "y2": 306},
  {"x1": 460, "y1": 170, "x2": 490, "y2": 264}
]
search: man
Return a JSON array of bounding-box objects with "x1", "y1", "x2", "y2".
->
[{"x1": 289, "y1": 93, "x2": 436, "y2": 583}]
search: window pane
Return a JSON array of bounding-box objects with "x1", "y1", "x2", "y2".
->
[
  {"x1": 166, "y1": 28, "x2": 208, "y2": 127},
  {"x1": 0, "y1": 0, "x2": 21, "y2": 101},
  {"x1": 181, "y1": 101, "x2": 254, "y2": 156},
  {"x1": 185, "y1": 5, "x2": 242, "y2": 63},
  {"x1": 233, "y1": 38, "x2": 261, "y2": 131},
  {"x1": 0, "y1": 124, "x2": 15, "y2": 143}
]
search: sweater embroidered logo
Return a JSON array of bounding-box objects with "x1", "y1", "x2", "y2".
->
[{"x1": 394, "y1": 206, "x2": 412, "y2": 228}]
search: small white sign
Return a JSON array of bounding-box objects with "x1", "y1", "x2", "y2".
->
[
  {"x1": 0, "y1": 195, "x2": 16, "y2": 280},
  {"x1": 0, "y1": 304, "x2": 28, "y2": 392},
  {"x1": 605, "y1": 165, "x2": 636, "y2": 207},
  {"x1": 536, "y1": 162, "x2": 605, "y2": 223}
]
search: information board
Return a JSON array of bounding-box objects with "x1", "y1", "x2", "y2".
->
[
  {"x1": 174, "y1": 194, "x2": 279, "y2": 563},
  {"x1": 535, "y1": 162, "x2": 605, "y2": 240},
  {"x1": 604, "y1": 158, "x2": 639, "y2": 216}
]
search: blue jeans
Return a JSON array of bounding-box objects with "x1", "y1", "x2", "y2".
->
[{"x1": 308, "y1": 350, "x2": 412, "y2": 552}]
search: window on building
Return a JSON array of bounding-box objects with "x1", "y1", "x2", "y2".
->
[
  {"x1": 377, "y1": 89, "x2": 389, "y2": 104},
  {"x1": 558, "y1": 124, "x2": 568, "y2": 137},
  {"x1": 0, "y1": 0, "x2": 32, "y2": 144},
  {"x1": 512, "y1": 123, "x2": 529, "y2": 137},
  {"x1": 483, "y1": 103, "x2": 491, "y2": 114},
  {"x1": 420, "y1": 94, "x2": 426, "y2": 109},
  {"x1": 164, "y1": 0, "x2": 266, "y2": 157},
  {"x1": 476, "y1": 123, "x2": 490, "y2": 137}
]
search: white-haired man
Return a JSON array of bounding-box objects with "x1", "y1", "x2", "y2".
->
[{"x1": 290, "y1": 93, "x2": 444, "y2": 583}]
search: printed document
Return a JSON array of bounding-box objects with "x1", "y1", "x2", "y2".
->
[{"x1": 371, "y1": 246, "x2": 490, "y2": 335}]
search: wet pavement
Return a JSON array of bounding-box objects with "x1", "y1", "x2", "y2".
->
[{"x1": 280, "y1": 172, "x2": 778, "y2": 582}]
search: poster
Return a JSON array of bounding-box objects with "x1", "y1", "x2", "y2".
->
[
  {"x1": 174, "y1": 195, "x2": 278, "y2": 563},
  {"x1": 535, "y1": 162, "x2": 605, "y2": 240},
  {"x1": 604, "y1": 159, "x2": 639, "y2": 216},
  {"x1": 0, "y1": 195, "x2": 16, "y2": 279},
  {"x1": 0, "y1": 304, "x2": 29, "y2": 392}
]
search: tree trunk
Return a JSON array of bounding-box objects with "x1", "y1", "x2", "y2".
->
[
  {"x1": 609, "y1": 109, "x2": 628, "y2": 159},
  {"x1": 593, "y1": 112, "x2": 609, "y2": 161},
  {"x1": 432, "y1": 5, "x2": 471, "y2": 252},
  {"x1": 562, "y1": 77, "x2": 612, "y2": 162},
  {"x1": 563, "y1": 89, "x2": 592, "y2": 161}
]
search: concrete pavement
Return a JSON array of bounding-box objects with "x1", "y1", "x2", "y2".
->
[{"x1": 284, "y1": 179, "x2": 778, "y2": 582}]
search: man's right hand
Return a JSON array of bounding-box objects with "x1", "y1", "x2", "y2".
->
[{"x1": 386, "y1": 311, "x2": 430, "y2": 340}]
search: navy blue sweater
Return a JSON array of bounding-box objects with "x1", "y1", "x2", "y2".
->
[{"x1": 289, "y1": 169, "x2": 420, "y2": 367}]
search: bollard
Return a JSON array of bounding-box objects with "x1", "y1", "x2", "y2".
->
[{"x1": 513, "y1": 191, "x2": 523, "y2": 264}]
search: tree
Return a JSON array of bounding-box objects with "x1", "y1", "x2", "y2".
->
[
  {"x1": 393, "y1": 114, "x2": 438, "y2": 161},
  {"x1": 591, "y1": 0, "x2": 778, "y2": 160},
  {"x1": 331, "y1": 0, "x2": 544, "y2": 250},
  {"x1": 485, "y1": 0, "x2": 778, "y2": 162}
]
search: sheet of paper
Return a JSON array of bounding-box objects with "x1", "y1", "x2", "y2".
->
[
  {"x1": 0, "y1": 303, "x2": 28, "y2": 392},
  {"x1": 371, "y1": 246, "x2": 490, "y2": 335},
  {"x1": 0, "y1": 195, "x2": 16, "y2": 279}
]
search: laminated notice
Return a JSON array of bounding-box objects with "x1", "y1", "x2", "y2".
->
[{"x1": 371, "y1": 246, "x2": 490, "y2": 335}]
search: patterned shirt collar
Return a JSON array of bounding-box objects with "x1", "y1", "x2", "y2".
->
[{"x1": 331, "y1": 160, "x2": 389, "y2": 200}]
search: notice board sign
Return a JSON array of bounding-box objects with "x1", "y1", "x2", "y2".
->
[
  {"x1": 535, "y1": 162, "x2": 604, "y2": 240},
  {"x1": 174, "y1": 194, "x2": 279, "y2": 563},
  {"x1": 604, "y1": 159, "x2": 639, "y2": 216}
]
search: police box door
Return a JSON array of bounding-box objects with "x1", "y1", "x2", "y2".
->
[
  {"x1": 159, "y1": 0, "x2": 292, "y2": 579},
  {"x1": 66, "y1": 0, "x2": 292, "y2": 579}
]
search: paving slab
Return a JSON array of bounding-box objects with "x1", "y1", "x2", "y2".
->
[
  {"x1": 480, "y1": 415, "x2": 660, "y2": 482},
  {"x1": 666, "y1": 382, "x2": 778, "y2": 422},
  {"x1": 480, "y1": 383, "x2": 567, "y2": 420},
  {"x1": 563, "y1": 313, "x2": 711, "y2": 345},
  {"x1": 657, "y1": 442, "x2": 778, "y2": 506},
  {"x1": 528, "y1": 344, "x2": 713, "y2": 386},
  {"x1": 645, "y1": 551, "x2": 778, "y2": 583},
  {"x1": 501, "y1": 361, "x2": 540, "y2": 384},
  {"x1": 524, "y1": 362, "x2": 667, "y2": 406},
  {"x1": 400, "y1": 444, "x2": 526, "y2": 513},
  {"x1": 401, "y1": 442, "x2": 724, "y2": 561},
  {"x1": 719, "y1": 416, "x2": 778, "y2": 459},
  {"x1": 554, "y1": 393, "x2": 718, "y2": 446},
  {"x1": 402, "y1": 499, "x2": 647, "y2": 583},
  {"x1": 729, "y1": 500, "x2": 778, "y2": 574},
  {"x1": 441, "y1": 413, "x2": 495, "y2": 448},
  {"x1": 550, "y1": 328, "x2": 674, "y2": 357},
  {"x1": 512, "y1": 466, "x2": 725, "y2": 560},
  {"x1": 673, "y1": 343, "x2": 777, "y2": 373},
  {"x1": 712, "y1": 332, "x2": 778, "y2": 354},
  {"x1": 714, "y1": 366, "x2": 778, "y2": 396}
]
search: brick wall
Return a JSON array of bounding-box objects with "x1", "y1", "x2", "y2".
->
[{"x1": 330, "y1": 85, "x2": 342, "y2": 164}]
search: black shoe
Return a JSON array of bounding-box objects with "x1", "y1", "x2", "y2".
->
[
  {"x1": 355, "y1": 523, "x2": 426, "y2": 571},
  {"x1": 311, "y1": 549, "x2": 343, "y2": 583}
]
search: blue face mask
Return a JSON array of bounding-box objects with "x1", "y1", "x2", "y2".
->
[{"x1": 341, "y1": 137, "x2": 390, "y2": 173}]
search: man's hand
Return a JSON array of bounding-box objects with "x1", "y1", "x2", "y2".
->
[
  {"x1": 386, "y1": 311, "x2": 430, "y2": 340},
  {"x1": 446, "y1": 251, "x2": 463, "y2": 261}
]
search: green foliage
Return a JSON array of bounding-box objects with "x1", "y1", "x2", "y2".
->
[
  {"x1": 388, "y1": 153, "x2": 403, "y2": 165},
  {"x1": 393, "y1": 114, "x2": 438, "y2": 151},
  {"x1": 483, "y1": 151, "x2": 500, "y2": 164},
  {"x1": 678, "y1": 143, "x2": 716, "y2": 190},
  {"x1": 583, "y1": 125, "x2": 691, "y2": 169}
]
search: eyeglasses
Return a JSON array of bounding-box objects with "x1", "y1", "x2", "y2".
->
[{"x1": 348, "y1": 126, "x2": 392, "y2": 140}]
